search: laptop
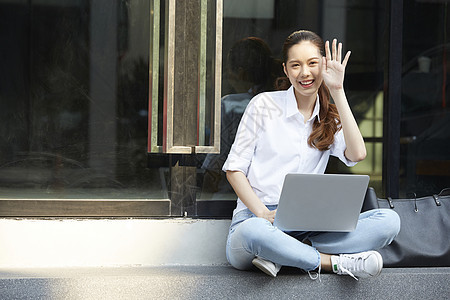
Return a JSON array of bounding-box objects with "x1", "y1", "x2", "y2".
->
[{"x1": 273, "y1": 173, "x2": 370, "y2": 232}]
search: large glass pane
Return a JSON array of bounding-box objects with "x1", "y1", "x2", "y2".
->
[
  {"x1": 400, "y1": 1, "x2": 449, "y2": 196},
  {"x1": 1, "y1": 0, "x2": 396, "y2": 217},
  {"x1": 0, "y1": 1, "x2": 168, "y2": 201}
]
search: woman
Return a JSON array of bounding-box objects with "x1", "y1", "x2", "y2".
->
[{"x1": 223, "y1": 30, "x2": 400, "y2": 280}]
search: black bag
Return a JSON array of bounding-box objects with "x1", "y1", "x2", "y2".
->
[{"x1": 362, "y1": 187, "x2": 450, "y2": 267}]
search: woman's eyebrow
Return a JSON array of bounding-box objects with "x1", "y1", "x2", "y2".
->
[{"x1": 288, "y1": 57, "x2": 320, "y2": 63}]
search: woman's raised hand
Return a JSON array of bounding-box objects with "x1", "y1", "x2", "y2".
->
[{"x1": 321, "y1": 39, "x2": 351, "y2": 92}]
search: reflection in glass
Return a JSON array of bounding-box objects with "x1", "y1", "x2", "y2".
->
[
  {"x1": 0, "y1": 0, "x2": 166, "y2": 199},
  {"x1": 400, "y1": 1, "x2": 449, "y2": 197},
  {"x1": 3, "y1": 1, "x2": 440, "y2": 216}
]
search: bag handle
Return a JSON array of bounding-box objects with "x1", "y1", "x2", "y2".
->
[
  {"x1": 438, "y1": 188, "x2": 450, "y2": 196},
  {"x1": 429, "y1": 188, "x2": 450, "y2": 207},
  {"x1": 432, "y1": 195, "x2": 441, "y2": 206},
  {"x1": 384, "y1": 188, "x2": 449, "y2": 209},
  {"x1": 386, "y1": 197, "x2": 395, "y2": 209},
  {"x1": 407, "y1": 192, "x2": 418, "y2": 212}
]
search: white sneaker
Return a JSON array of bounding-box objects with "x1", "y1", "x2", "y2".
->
[
  {"x1": 331, "y1": 251, "x2": 383, "y2": 280},
  {"x1": 252, "y1": 257, "x2": 282, "y2": 277}
]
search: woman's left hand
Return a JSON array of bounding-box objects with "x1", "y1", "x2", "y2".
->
[{"x1": 321, "y1": 39, "x2": 351, "y2": 92}]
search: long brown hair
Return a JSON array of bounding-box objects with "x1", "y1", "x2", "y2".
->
[{"x1": 278, "y1": 30, "x2": 341, "y2": 151}]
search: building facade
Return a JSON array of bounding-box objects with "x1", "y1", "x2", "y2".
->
[{"x1": 0, "y1": 0, "x2": 449, "y2": 218}]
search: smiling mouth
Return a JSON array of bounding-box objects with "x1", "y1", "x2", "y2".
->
[{"x1": 299, "y1": 80, "x2": 314, "y2": 88}]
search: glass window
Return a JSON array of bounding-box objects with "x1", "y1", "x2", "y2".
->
[
  {"x1": 4, "y1": 0, "x2": 422, "y2": 217},
  {"x1": 399, "y1": 1, "x2": 449, "y2": 196},
  {"x1": 0, "y1": 1, "x2": 166, "y2": 204}
]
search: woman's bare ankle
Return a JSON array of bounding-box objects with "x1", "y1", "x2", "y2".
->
[{"x1": 320, "y1": 253, "x2": 333, "y2": 272}]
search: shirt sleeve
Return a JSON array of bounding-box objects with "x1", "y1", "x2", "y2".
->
[
  {"x1": 330, "y1": 129, "x2": 358, "y2": 167},
  {"x1": 222, "y1": 97, "x2": 261, "y2": 176}
]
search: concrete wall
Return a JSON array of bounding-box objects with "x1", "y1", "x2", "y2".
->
[{"x1": 0, "y1": 218, "x2": 231, "y2": 268}]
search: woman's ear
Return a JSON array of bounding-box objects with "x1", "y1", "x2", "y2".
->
[{"x1": 283, "y1": 63, "x2": 288, "y2": 77}]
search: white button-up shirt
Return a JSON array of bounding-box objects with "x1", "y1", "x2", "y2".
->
[{"x1": 222, "y1": 86, "x2": 357, "y2": 215}]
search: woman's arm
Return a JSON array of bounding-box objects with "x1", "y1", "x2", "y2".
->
[
  {"x1": 226, "y1": 170, "x2": 276, "y2": 223},
  {"x1": 322, "y1": 39, "x2": 366, "y2": 162},
  {"x1": 330, "y1": 89, "x2": 366, "y2": 162}
]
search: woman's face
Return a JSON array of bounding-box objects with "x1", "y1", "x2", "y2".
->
[{"x1": 283, "y1": 41, "x2": 323, "y2": 100}]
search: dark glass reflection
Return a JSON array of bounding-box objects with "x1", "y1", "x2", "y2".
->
[
  {"x1": 3, "y1": 0, "x2": 445, "y2": 215},
  {"x1": 0, "y1": 0, "x2": 164, "y2": 199},
  {"x1": 400, "y1": 1, "x2": 450, "y2": 196}
]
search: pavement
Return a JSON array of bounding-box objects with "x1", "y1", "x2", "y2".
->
[{"x1": 1, "y1": 266, "x2": 449, "y2": 299}]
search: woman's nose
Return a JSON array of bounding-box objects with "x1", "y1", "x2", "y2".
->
[{"x1": 300, "y1": 66, "x2": 311, "y2": 77}]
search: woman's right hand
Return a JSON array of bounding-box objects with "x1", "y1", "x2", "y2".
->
[
  {"x1": 226, "y1": 170, "x2": 277, "y2": 224},
  {"x1": 258, "y1": 209, "x2": 277, "y2": 224}
]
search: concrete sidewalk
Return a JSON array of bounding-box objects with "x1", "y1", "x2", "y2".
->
[{"x1": 1, "y1": 266, "x2": 449, "y2": 299}]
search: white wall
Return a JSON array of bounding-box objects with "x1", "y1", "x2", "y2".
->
[{"x1": 0, "y1": 218, "x2": 231, "y2": 267}]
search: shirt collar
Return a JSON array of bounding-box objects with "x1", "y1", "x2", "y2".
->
[{"x1": 285, "y1": 86, "x2": 321, "y2": 123}]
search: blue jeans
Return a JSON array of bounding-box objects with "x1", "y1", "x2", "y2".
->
[{"x1": 226, "y1": 205, "x2": 400, "y2": 271}]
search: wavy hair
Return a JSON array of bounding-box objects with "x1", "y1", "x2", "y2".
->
[{"x1": 278, "y1": 30, "x2": 341, "y2": 151}]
